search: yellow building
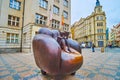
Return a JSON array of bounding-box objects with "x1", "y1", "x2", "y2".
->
[
  {"x1": 71, "y1": 0, "x2": 106, "y2": 47},
  {"x1": 0, "y1": 0, "x2": 71, "y2": 53}
]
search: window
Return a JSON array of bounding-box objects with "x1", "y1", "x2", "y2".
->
[
  {"x1": 97, "y1": 35, "x2": 103, "y2": 40},
  {"x1": 63, "y1": 0, "x2": 68, "y2": 7},
  {"x1": 63, "y1": 24, "x2": 69, "y2": 31},
  {"x1": 97, "y1": 22, "x2": 103, "y2": 26},
  {"x1": 63, "y1": 11, "x2": 68, "y2": 19},
  {"x1": 9, "y1": 0, "x2": 21, "y2": 10},
  {"x1": 96, "y1": 16, "x2": 99, "y2": 20},
  {"x1": 100, "y1": 16, "x2": 103, "y2": 20},
  {"x1": 39, "y1": 0, "x2": 48, "y2": 9},
  {"x1": 35, "y1": 13, "x2": 47, "y2": 25},
  {"x1": 53, "y1": 5, "x2": 59, "y2": 15},
  {"x1": 6, "y1": 33, "x2": 19, "y2": 43},
  {"x1": 97, "y1": 29, "x2": 103, "y2": 33},
  {"x1": 96, "y1": 16, "x2": 103, "y2": 20},
  {"x1": 52, "y1": 19, "x2": 60, "y2": 29},
  {"x1": 8, "y1": 15, "x2": 20, "y2": 26}
]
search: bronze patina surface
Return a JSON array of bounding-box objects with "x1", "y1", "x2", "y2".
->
[{"x1": 32, "y1": 28, "x2": 83, "y2": 79}]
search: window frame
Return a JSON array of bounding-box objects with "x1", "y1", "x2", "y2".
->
[
  {"x1": 63, "y1": 0, "x2": 68, "y2": 7},
  {"x1": 63, "y1": 10, "x2": 68, "y2": 19},
  {"x1": 9, "y1": 0, "x2": 21, "y2": 10},
  {"x1": 97, "y1": 22, "x2": 103, "y2": 26},
  {"x1": 97, "y1": 35, "x2": 103, "y2": 40},
  {"x1": 35, "y1": 13, "x2": 47, "y2": 25},
  {"x1": 53, "y1": 5, "x2": 59, "y2": 15},
  {"x1": 8, "y1": 15, "x2": 20, "y2": 27},
  {"x1": 6, "y1": 33, "x2": 19, "y2": 43},
  {"x1": 63, "y1": 23, "x2": 69, "y2": 31},
  {"x1": 51, "y1": 19, "x2": 60, "y2": 29},
  {"x1": 39, "y1": 0, "x2": 48, "y2": 9}
]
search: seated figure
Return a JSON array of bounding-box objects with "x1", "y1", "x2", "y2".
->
[{"x1": 32, "y1": 28, "x2": 83, "y2": 77}]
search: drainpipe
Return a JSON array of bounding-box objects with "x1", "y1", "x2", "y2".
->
[
  {"x1": 20, "y1": 0, "x2": 25, "y2": 52},
  {"x1": 94, "y1": 16, "x2": 95, "y2": 44}
]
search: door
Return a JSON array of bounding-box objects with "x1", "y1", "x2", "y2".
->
[{"x1": 98, "y1": 41, "x2": 104, "y2": 47}]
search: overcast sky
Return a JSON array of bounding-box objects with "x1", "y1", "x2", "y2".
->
[{"x1": 71, "y1": 0, "x2": 120, "y2": 29}]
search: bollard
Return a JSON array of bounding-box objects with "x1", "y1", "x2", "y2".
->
[{"x1": 101, "y1": 47, "x2": 104, "y2": 53}]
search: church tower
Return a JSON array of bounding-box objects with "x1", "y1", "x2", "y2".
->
[
  {"x1": 94, "y1": 0, "x2": 102, "y2": 13},
  {"x1": 94, "y1": 0, "x2": 106, "y2": 47}
]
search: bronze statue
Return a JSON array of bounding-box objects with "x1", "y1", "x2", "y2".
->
[{"x1": 32, "y1": 28, "x2": 83, "y2": 79}]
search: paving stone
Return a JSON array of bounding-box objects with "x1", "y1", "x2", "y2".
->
[
  {"x1": 64, "y1": 75, "x2": 80, "y2": 80},
  {"x1": 0, "y1": 70, "x2": 10, "y2": 77},
  {"x1": 106, "y1": 62, "x2": 120, "y2": 66},
  {"x1": 76, "y1": 69, "x2": 91, "y2": 77},
  {"x1": 87, "y1": 73, "x2": 95, "y2": 78},
  {"x1": 93, "y1": 74, "x2": 114, "y2": 80},
  {"x1": 88, "y1": 63, "x2": 101, "y2": 67},
  {"x1": 100, "y1": 68, "x2": 116, "y2": 76},
  {"x1": 29, "y1": 76, "x2": 44, "y2": 80},
  {"x1": 83, "y1": 66, "x2": 97, "y2": 72},
  {"x1": 0, "y1": 67, "x2": 7, "y2": 71},
  {"x1": 116, "y1": 72, "x2": 120, "y2": 76},
  {"x1": 20, "y1": 71, "x2": 36, "y2": 78},
  {"x1": 103, "y1": 65, "x2": 118, "y2": 70},
  {"x1": 115, "y1": 76, "x2": 120, "y2": 80},
  {"x1": 15, "y1": 66, "x2": 30, "y2": 73},
  {"x1": 0, "y1": 76, "x2": 13, "y2": 80}
]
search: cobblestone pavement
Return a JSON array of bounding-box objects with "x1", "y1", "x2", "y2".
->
[{"x1": 0, "y1": 48, "x2": 120, "y2": 80}]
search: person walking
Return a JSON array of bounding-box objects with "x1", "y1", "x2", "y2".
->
[{"x1": 92, "y1": 43, "x2": 95, "y2": 52}]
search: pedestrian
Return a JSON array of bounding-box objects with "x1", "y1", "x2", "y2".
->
[{"x1": 92, "y1": 43, "x2": 95, "y2": 52}]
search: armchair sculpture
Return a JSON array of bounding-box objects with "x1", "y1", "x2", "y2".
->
[{"x1": 32, "y1": 28, "x2": 83, "y2": 77}]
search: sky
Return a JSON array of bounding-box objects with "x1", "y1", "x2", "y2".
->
[{"x1": 71, "y1": 0, "x2": 120, "y2": 30}]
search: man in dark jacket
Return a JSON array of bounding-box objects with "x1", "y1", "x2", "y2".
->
[{"x1": 92, "y1": 43, "x2": 95, "y2": 52}]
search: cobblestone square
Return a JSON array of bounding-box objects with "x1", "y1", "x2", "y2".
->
[{"x1": 0, "y1": 48, "x2": 120, "y2": 80}]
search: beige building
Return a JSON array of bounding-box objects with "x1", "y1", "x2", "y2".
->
[
  {"x1": 110, "y1": 24, "x2": 120, "y2": 47},
  {"x1": 110, "y1": 27, "x2": 116, "y2": 46},
  {"x1": 115, "y1": 24, "x2": 120, "y2": 47},
  {"x1": 71, "y1": 0, "x2": 106, "y2": 47},
  {"x1": 0, "y1": 0, "x2": 71, "y2": 53},
  {"x1": 0, "y1": 0, "x2": 24, "y2": 53}
]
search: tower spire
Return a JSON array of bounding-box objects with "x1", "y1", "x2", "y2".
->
[{"x1": 96, "y1": 0, "x2": 100, "y2": 6}]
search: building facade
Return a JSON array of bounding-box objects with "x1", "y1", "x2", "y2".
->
[
  {"x1": 110, "y1": 27, "x2": 116, "y2": 47},
  {"x1": 115, "y1": 24, "x2": 120, "y2": 47},
  {"x1": 0, "y1": 0, "x2": 24, "y2": 53},
  {"x1": 110, "y1": 24, "x2": 120, "y2": 47},
  {"x1": 0, "y1": 0, "x2": 71, "y2": 53},
  {"x1": 71, "y1": 0, "x2": 106, "y2": 47}
]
